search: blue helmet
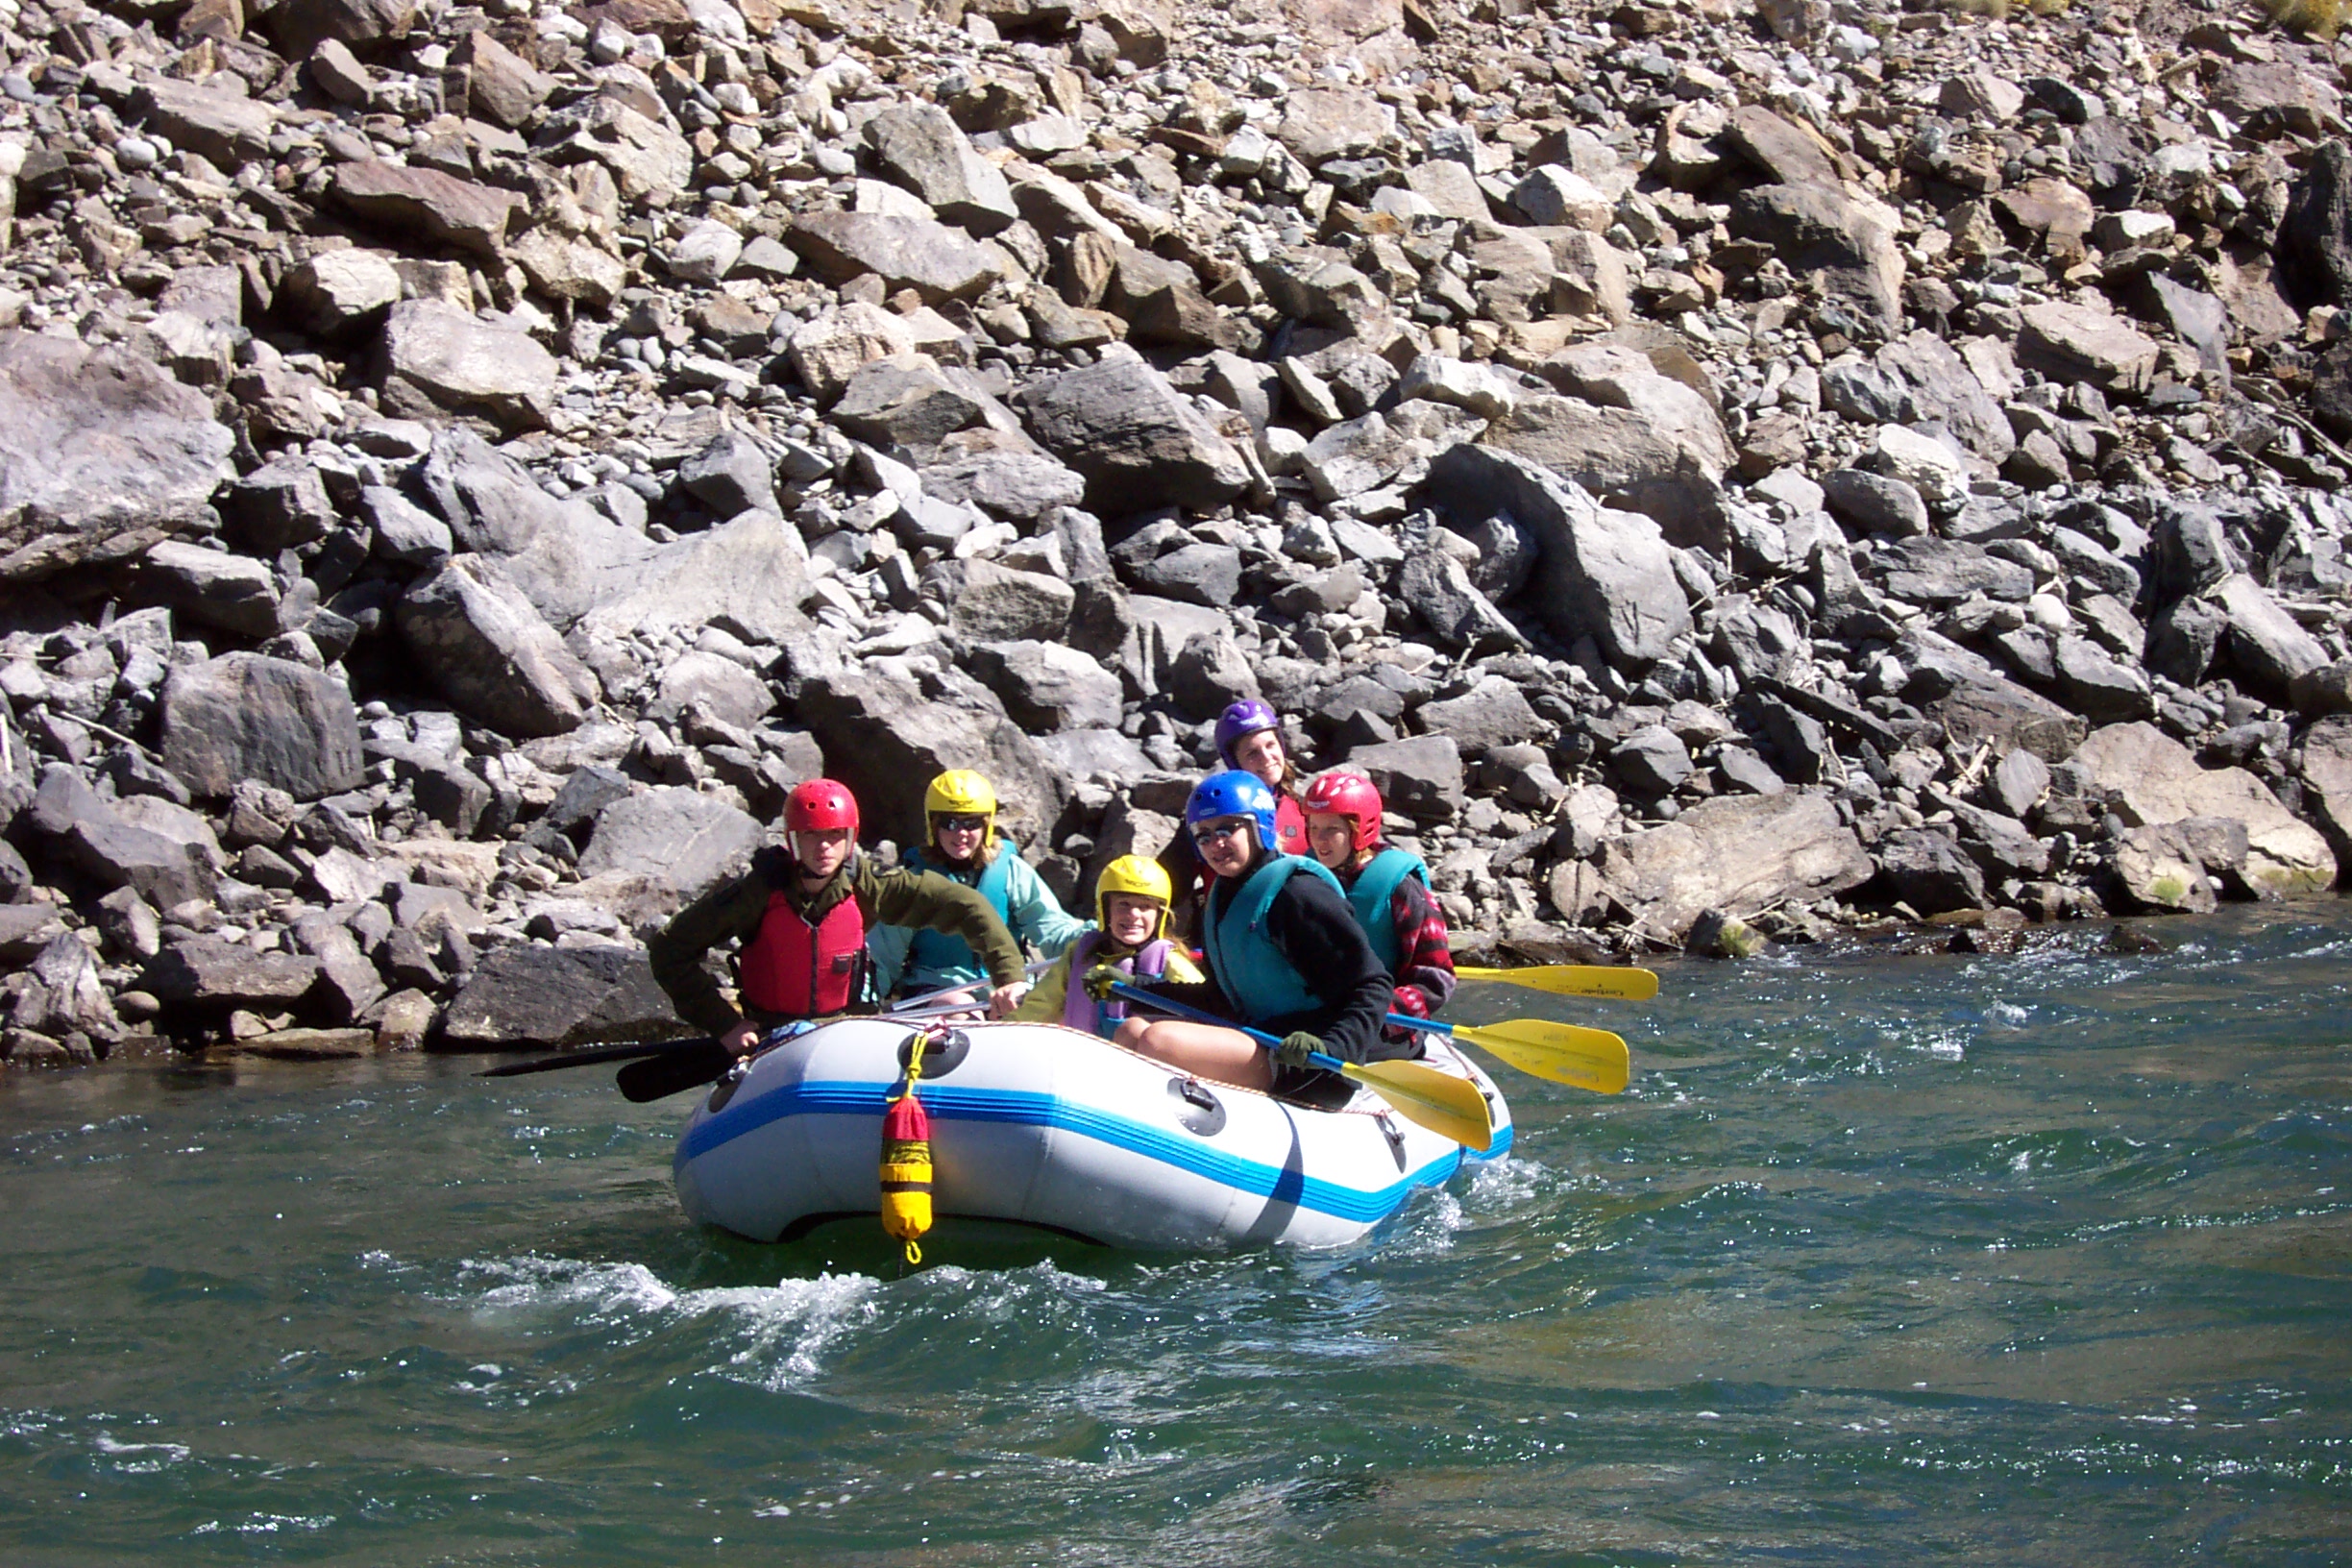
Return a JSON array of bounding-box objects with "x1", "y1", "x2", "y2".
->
[
  {"x1": 1213, "y1": 698, "x2": 1282, "y2": 769},
  {"x1": 1186, "y1": 770, "x2": 1280, "y2": 851}
]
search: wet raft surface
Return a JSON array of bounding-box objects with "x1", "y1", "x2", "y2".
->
[{"x1": 2, "y1": 904, "x2": 2347, "y2": 1564}]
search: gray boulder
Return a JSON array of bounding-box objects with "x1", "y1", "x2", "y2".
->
[
  {"x1": 139, "y1": 542, "x2": 282, "y2": 640},
  {"x1": 1874, "y1": 826, "x2": 1990, "y2": 914},
  {"x1": 1820, "y1": 331, "x2": 2015, "y2": 464},
  {"x1": 1421, "y1": 445, "x2": 1691, "y2": 669},
  {"x1": 678, "y1": 430, "x2": 778, "y2": 519},
  {"x1": 332, "y1": 160, "x2": 523, "y2": 261},
  {"x1": 1345, "y1": 735, "x2": 1466, "y2": 824},
  {"x1": 948, "y1": 558, "x2": 1076, "y2": 643},
  {"x1": 0, "y1": 332, "x2": 234, "y2": 581},
  {"x1": 967, "y1": 641, "x2": 1125, "y2": 731},
  {"x1": 159, "y1": 653, "x2": 366, "y2": 801},
  {"x1": 440, "y1": 943, "x2": 683, "y2": 1048},
  {"x1": 1611, "y1": 725, "x2": 1695, "y2": 796},
  {"x1": 576, "y1": 512, "x2": 811, "y2": 648},
  {"x1": 2215, "y1": 573, "x2": 2330, "y2": 698},
  {"x1": 866, "y1": 105, "x2": 1019, "y2": 234},
  {"x1": 2071, "y1": 722, "x2": 2335, "y2": 897},
  {"x1": 1585, "y1": 792, "x2": 1874, "y2": 942},
  {"x1": 649, "y1": 650, "x2": 772, "y2": 731},
  {"x1": 784, "y1": 211, "x2": 1004, "y2": 303},
  {"x1": 419, "y1": 428, "x2": 655, "y2": 628},
  {"x1": 576, "y1": 787, "x2": 764, "y2": 901},
  {"x1": 795, "y1": 666, "x2": 1070, "y2": 849},
  {"x1": 143, "y1": 936, "x2": 322, "y2": 1013},
  {"x1": 1013, "y1": 355, "x2": 1251, "y2": 513},
  {"x1": 2298, "y1": 716, "x2": 2352, "y2": 878},
  {"x1": 1727, "y1": 183, "x2": 1904, "y2": 331},
  {"x1": 379, "y1": 301, "x2": 557, "y2": 432},
  {"x1": 1397, "y1": 540, "x2": 1525, "y2": 654},
  {"x1": 263, "y1": 0, "x2": 416, "y2": 59},
  {"x1": 397, "y1": 556, "x2": 601, "y2": 739},
  {"x1": 1420, "y1": 677, "x2": 1543, "y2": 755}
]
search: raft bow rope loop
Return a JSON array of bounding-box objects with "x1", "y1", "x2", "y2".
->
[{"x1": 879, "y1": 1027, "x2": 938, "y2": 1263}]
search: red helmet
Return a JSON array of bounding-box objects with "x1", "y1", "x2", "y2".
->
[
  {"x1": 1302, "y1": 771, "x2": 1384, "y2": 854},
  {"x1": 785, "y1": 778, "x2": 859, "y2": 838}
]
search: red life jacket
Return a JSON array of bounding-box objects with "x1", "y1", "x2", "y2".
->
[
  {"x1": 1273, "y1": 794, "x2": 1307, "y2": 858},
  {"x1": 738, "y1": 889, "x2": 866, "y2": 1017}
]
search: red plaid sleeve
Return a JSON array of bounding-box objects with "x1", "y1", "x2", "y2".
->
[{"x1": 1387, "y1": 875, "x2": 1457, "y2": 1014}]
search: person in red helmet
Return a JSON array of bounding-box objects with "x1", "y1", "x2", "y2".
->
[
  {"x1": 647, "y1": 778, "x2": 1029, "y2": 1056},
  {"x1": 1299, "y1": 771, "x2": 1458, "y2": 1026}
]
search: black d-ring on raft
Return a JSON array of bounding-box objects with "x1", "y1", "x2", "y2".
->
[
  {"x1": 897, "y1": 1026, "x2": 972, "y2": 1078},
  {"x1": 1168, "y1": 1076, "x2": 1226, "y2": 1137}
]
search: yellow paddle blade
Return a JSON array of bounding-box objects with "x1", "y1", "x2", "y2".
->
[
  {"x1": 1339, "y1": 1057, "x2": 1496, "y2": 1150},
  {"x1": 1451, "y1": 1018, "x2": 1629, "y2": 1095},
  {"x1": 1457, "y1": 964, "x2": 1659, "y2": 1001}
]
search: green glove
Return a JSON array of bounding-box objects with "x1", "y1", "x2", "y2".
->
[
  {"x1": 1275, "y1": 1031, "x2": 1323, "y2": 1069},
  {"x1": 1083, "y1": 964, "x2": 1127, "y2": 1003}
]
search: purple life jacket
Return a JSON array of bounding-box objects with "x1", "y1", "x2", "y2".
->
[{"x1": 1061, "y1": 930, "x2": 1174, "y2": 1038}]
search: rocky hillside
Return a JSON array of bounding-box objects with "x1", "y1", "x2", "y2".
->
[{"x1": 2, "y1": 0, "x2": 2350, "y2": 1062}]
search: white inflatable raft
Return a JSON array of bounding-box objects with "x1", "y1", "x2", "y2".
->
[{"x1": 673, "y1": 1017, "x2": 1512, "y2": 1251}]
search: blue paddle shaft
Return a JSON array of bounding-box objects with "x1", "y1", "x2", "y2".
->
[
  {"x1": 1107, "y1": 982, "x2": 1346, "y2": 1072},
  {"x1": 1384, "y1": 1013, "x2": 1453, "y2": 1036}
]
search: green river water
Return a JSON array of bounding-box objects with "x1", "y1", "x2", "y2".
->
[{"x1": 3, "y1": 903, "x2": 2347, "y2": 1565}]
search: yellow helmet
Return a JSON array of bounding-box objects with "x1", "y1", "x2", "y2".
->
[
  {"x1": 1094, "y1": 854, "x2": 1172, "y2": 938},
  {"x1": 924, "y1": 769, "x2": 998, "y2": 849}
]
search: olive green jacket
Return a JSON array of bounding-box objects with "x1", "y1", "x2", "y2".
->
[{"x1": 647, "y1": 846, "x2": 1025, "y2": 1037}]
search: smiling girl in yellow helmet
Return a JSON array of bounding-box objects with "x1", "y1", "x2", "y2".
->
[
  {"x1": 1012, "y1": 855, "x2": 1205, "y2": 1036},
  {"x1": 867, "y1": 770, "x2": 1089, "y2": 1006}
]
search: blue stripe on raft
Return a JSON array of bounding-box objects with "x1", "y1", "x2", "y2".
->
[{"x1": 676, "y1": 1079, "x2": 1511, "y2": 1226}]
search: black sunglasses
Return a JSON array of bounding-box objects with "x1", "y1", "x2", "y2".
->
[{"x1": 934, "y1": 814, "x2": 990, "y2": 832}]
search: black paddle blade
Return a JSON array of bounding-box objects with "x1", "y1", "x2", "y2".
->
[
  {"x1": 477, "y1": 1040, "x2": 704, "y2": 1078},
  {"x1": 615, "y1": 1041, "x2": 736, "y2": 1103}
]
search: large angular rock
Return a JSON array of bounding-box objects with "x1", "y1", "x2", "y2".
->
[
  {"x1": 576, "y1": 787, "x2": 763, "y2": 901},
  {"x1": 1875, "y1": 537, "x2": 2035, "y2": 603},
  {"x1": 1874, "y1": 826, "x2": 1989, "y2": 914},
  {"x1": 784, "y1": 212, "x2": 1004, "y2": 304},
  {"x1": 379, "y1": 301, "x2": 557, "y2": 433},
  {"x1": 0, "y1": 332, "x2": 234, "y2": 580},
  {"x1": 396, "y1": 556, "x2": 601, "y2": 738},
  {"x1": 2278, "y1": 136, "x2": 2352, "y2": 309},
  {"x1": 279, "y1": 249, "x2": 403, "y2": 338},
  {"x1": 1820, "y1": 331, "x2": 2015, "y2": 465},
  {"x1": 947, "y1": 558, "x2": 1076, "y2": 642},
  {"x1": 159, "y1": 653, "x2": 366, "y2": 801},
  {"x1": 333, "y1": 161, "x2": 524, "y2": 261},
  {"x1": 2071, "y1": 722, "x2": 2336, "y2": 897},
  {"x1": 1586, "y1": 792, "x2": 1874, "y2": 942},
  {"x1": 576, "y1": 511, "x2": 811, "y2": 647},
  {"x1": 1013, "y1": 355, "x2": 1250, "y2": 513},
  {"x1": 1420, "y1": 445, "x2": 1691, "y2": 669},
  {"x1": 1344, "y1": 735, "x2": 1466, "y2": 823},
  {"x1": 263, "y1": 0, "x2": 416, "y2": 59},
  {"x1": 454, "y1": 28, "x2": 552, "y2": 128},
  {"x1": 966, "y1": 640, "x2": 1125, "y2": 731},
  {"x1": 2214, "y1": 573, "x2": 2330, "y2": 698},
  {"x1": 63, "y1": 813, "x2": 216, "y2": 911},
  {"x1": 831, "y1": 359, "x2": 989, "y2": 455},
  {"x1": 795, "y1": 665, "x2": 1070, "y2": 850},
  {"x1": 139, "y1": 541, "x2": 282, "y2": 639},
  {"x1": 143, "y1": 936, "x2": 322, "y2": 1012},
  {"x1": 787, "y1": 302, "x2": 922, "y2": 403},
  {"x1": 1420, "y1": 677, "x2": 1542, "y2": 754},
  {"x1": 1924, "y1": 676, "x2": 2088, "y2": 762},
  {"x1": 420, "y1": 427, "x2": 654, "y2": 627},
  {"x1": 919, "y1": 439, "x2": 1088, "y2": 522},
  {"x1": 542, "y1": 96, "x2": 695, "y2": 202},
  {"x1": 136, "y1": 78, "x2": 276, "y2": 167},
  {"x1": 2019, "y1": 302, "x2": 2160, "y2": 395},
  {"x1": 1397, "y1": 541, "x2": 1525, "y2": 655},
  {"x1": 1727, "y1": 183, "x2": 1904, "y2": 331},
  {"x1": 865, "y1": 105, "x2": 1019, "y2": 234},
  {"x1": 7, "y1": 932, "x2": 119, "y2": 1041},
  {"x1": 439, "y1": 943, "x2": 684, "y2": 1048},
  {"x1": 1273, "y1": 86, "x2": 1395, "y2": 164},
  {"x1": 2299, "y1": 716, "x2": 2352, "y2": 879}
]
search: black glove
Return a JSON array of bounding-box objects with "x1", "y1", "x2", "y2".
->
[
  {"x1": 1083, "y1": 964, "x2": 1127, "y2": 1003},
  {"x1": 1275, "y1": 1031, "x2": 1323, "y2": 1069}
]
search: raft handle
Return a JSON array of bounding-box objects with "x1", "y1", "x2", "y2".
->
[
  {"x1": 1375, "y1": 1111, "x2": 1408, "y2": 1169},
  {"x1": 896, "y1": 1026, "x2": 970, "y2": 1078},
  {"x1": 1168, "y1": 1076, "x2": 1227, "y2": 1138}
]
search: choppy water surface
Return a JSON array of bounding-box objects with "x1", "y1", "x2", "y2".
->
[{"x1": 3, "y1": 904, "x2": 2347, "y2": 1565}]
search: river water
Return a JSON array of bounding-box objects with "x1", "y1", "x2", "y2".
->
[{"x1": 3, "y1": 904, "x2": 2347, "y2": 1565}]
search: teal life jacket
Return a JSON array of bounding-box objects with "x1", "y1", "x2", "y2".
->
[
  {"x1": 1340, "y1": 846, "x2": 1430, "y2": 973},
  {"x1": 901, "y1": 841, "x2": 1016, "y2": 982},
  {"x1": 1202, "y1": 853, "x2": 1348, "y2": 1023}
]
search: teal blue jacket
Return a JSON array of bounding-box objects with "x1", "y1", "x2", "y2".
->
[{"x1": 868, "y1": 840, "x2": 1088, "y2": 994}]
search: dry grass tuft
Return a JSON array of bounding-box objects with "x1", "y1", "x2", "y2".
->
[{"x1": 2261, "y1": 0, "x2": 2342, "y2": 40}]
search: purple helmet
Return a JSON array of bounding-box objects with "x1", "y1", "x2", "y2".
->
[
  {"x1": 1213, "y1": 698, "x2": 1282, "y2": 769},
  {"x1": 1186, "y1": 770, "x2": 1281, "y2": 851}
]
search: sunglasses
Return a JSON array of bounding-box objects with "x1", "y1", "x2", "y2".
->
[
  {"x1": 1189, "y1": 818, "x2": 1258, "y2": 845},
  {"x1": 934, "y1": 814, "x2": 990, "y2": 832}
]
